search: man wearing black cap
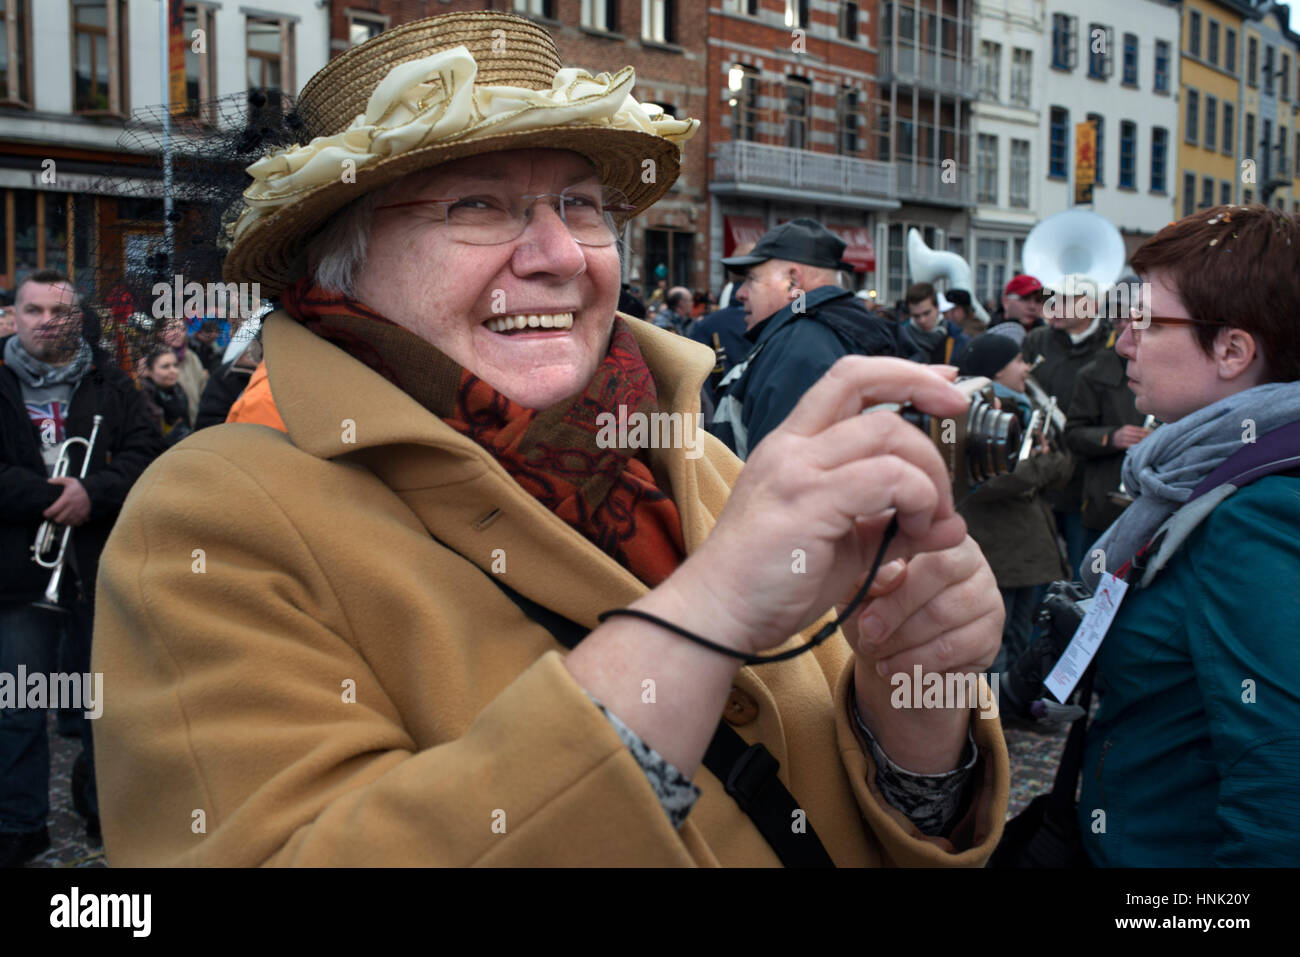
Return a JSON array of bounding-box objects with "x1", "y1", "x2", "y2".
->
[{"x1": 710, "y1": 219, "x2": 902, "y2": 458}]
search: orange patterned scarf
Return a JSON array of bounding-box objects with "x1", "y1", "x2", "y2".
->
[{"x1": 281, "y1": 279, "x2": 685, "y2": 586}]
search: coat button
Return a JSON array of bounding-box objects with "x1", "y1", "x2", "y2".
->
[{"x1": 723, "y1": 686, "x2": 758, "y2": 726}]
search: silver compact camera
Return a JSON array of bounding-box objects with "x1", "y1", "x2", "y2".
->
[{"x1": 893, "y1": 376, "x2": 1023, "y2": 502}]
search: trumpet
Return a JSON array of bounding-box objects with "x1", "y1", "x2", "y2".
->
[
  {"x1": 31, "y1": 414, "x2": 103, "y2": 613},
  {"x1": 1024, "y1": 356, "x2": 1067, "y2": 436},
  {"x1": 1017, "y1": 395, "x2": 1059, "y2": 463}
]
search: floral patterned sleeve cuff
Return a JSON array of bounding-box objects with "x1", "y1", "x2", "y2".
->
[
  {"x1": 586, "y1": 692, "x2": 701, "y2": 829},
  {"x1": 852, "y1": 698, "x2": 978, "y2": 838}
]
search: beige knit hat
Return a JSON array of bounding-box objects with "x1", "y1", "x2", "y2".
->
[{"x1": 222, "y1": 11, "x2": 697, "y2": 296}]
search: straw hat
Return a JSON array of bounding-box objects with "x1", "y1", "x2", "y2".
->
[{"x1": 223, "y1": 11, "x2": 697, "y2": 296}]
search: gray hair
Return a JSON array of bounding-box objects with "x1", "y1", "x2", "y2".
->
[{"x1": 303, "y1": 189, "x2": 385, "y2": 296}]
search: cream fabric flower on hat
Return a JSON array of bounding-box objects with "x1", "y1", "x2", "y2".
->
[{"x1": 233, "y1": 45, "x2": 697, "y2": 243}]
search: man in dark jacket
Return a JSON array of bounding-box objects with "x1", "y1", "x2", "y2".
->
[
  {"x1": 709, "y1": 219, "x2": 903, "y2": 459},
  {"x1": 687, "y1": 304, "x2": 747, "y2": 405},
  {"x1": 0, "y1": 270, "x2": 164, "y2": 866},
  {"x1": 1021, "y1": 274, "x2": 1113, "y2": 575},
  {"x1": 1063, "y1": 315, "x2": 1151, "y2": 558},
  {"x1": 899, "y1": 282, "x2": 969, "y2": 364}
]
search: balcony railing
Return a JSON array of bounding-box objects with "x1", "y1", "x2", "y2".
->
[
  {"x1": 713, "y1": 140, "x2": 895, "y2": 201},
  {"x1": 893, "y1": 161, "x2": 973, "y2": 205},
  {"x1": 880, "y1": 46, "x2": 975, "y2": 96}
]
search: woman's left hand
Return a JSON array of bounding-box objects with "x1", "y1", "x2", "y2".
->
[{"x1": 840, "y1": 528, "x2": 1003, "y2": 774}]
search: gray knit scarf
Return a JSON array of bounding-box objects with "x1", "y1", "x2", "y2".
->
[
  {"x1": 1080, "y1": 379, "x2": 1300, "y2": 591},
  {"x1": 4, "y1": 334, "x2": 93, "y2": 389}
]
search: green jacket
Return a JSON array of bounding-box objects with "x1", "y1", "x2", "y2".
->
[{"x1": 1079, "y1": 475, "x2": 1300, "y2": 866}]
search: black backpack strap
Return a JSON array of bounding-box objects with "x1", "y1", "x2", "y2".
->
[{"x1": 486, "y1": 571, "x2": 835, "y2": 867}]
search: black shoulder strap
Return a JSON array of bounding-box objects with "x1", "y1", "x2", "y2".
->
[{"x1": 487, "y1": 573, "x2": 836, "y2": 867}]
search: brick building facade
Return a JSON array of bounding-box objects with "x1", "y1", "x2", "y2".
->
[{"x1": 707, "y1": 0, "x2": 894, "y2": 297}]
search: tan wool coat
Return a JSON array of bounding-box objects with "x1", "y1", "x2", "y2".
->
[{"x1": 93, "y1": 312, "x2": 1009, "y2": 866}]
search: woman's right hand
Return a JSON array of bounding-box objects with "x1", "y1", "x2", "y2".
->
[{"x1": 672, "y1": 356, "x2": 974, "y2": 655}]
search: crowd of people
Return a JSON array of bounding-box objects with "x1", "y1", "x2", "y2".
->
[{"x1": 2, "y1": 10, "x2": 1297, "y2": 869}]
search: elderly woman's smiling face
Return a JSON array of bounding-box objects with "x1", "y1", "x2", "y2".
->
[{"x1": 353, "y1": 149, "x2": 622, "y2": 410}]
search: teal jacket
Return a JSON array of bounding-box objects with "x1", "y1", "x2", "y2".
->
[{"x1": 1079, "y1": 475, "x2": 1300, "y2": 866}]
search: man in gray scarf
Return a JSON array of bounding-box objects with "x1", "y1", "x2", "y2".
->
[{"x1": 0, "y1": 270, "x2": 164, "y2": 866}]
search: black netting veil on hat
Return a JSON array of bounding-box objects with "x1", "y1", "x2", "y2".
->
[{"x1": 82, "y1": 90, "x2": 306, "y2": 374}]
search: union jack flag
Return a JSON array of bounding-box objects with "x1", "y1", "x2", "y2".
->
[{"x1": 25, "y1": 401, "x2": 67, "y2": 447}]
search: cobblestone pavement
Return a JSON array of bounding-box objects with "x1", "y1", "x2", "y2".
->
[
  {"x1": 25, "y1": 712, "x2": 106, "y2": 868},
  {"x1": 26, "y1": 712, "x2": 1066, "y2": 867}
]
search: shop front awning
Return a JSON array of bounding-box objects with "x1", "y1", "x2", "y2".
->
[
  {"x1": 723, "y1": 215, "x2": 768, "y2": 258},
  {"x1": 828, "y1": 225, "x2": 876, "y2": 272}
]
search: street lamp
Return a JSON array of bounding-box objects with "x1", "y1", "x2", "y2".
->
[{"x1": 728, "y1": 65, "x2": 745, "y2": 93}]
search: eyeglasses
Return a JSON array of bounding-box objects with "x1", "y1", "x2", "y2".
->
[
  {"x1": 1125, "y1": 311, "x2": 1227, "y2": 343},
  {"x1": 374, "y1": 184, "x2": 634, "y2": 247}
]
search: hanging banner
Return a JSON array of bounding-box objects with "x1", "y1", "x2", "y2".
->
[
  {"x1": 1074, "y1": 119, "x2": 1096, "y2": 205},
  {"x1": 169, "y1": 0, "x2": 187, "y2": 114}
]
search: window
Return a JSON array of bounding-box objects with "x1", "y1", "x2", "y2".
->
[
  {"x1": 977, "y1": 134, "x2": 998, "y2": 204},
  {"x1": 1010, "y1": 48, "x2": 1032, "y2": 106},
  {"x1": 726, "y1": 0, "x2": 760, "y2": 15},
  {"x1": 0, "y1": 0, "x2": 32, "y2": 106},
  {"x1": 839, "y1": 1, "x2": 860, "y2": 41},
  {"x1": 1243, "y1": 188, "x2": 1253, "y2": 203},
  {"x1": 1205, "y1": 95, "x2": 1217, "y2": 151},
  {"x1": 1182, "y1": 171, "x2": 1196, "y2": 215},
  {"x1": 785, "y1": 77, "x2": 811, "y2": 150},
  {"x1": 975, "y1": 238, "x2": 1008, "y2": 305},
  {"x1": 1262, "y1": 118, "x2": 1272, "y2": 173},
  {"x1": 1245, "y1": 112, "x2": 1255, "y2": 158},
  {"x1": 898, "y1": 5, "x2": 915, "y2": 43},
  {"x1": 1264, "y1": 45, "x2": 1275, "y2": 95},
  {"x1": 348, "y1": 12, "x2": 384, "y2": 45},
  {"x1": 1281, "y1": 125, "x2": 1288, "y2": 170},
  {"x1": 1207, "y1": 20, "x2": 1219, "y2": 67},
  {"x1": 1049, "y1": 106, "x2": 1069, "y2": 178},
  {"x1": 581, "y1": 0, "x2": 617, "y2": 32},
  {"x1": 1283, "y1": 53, "x2": 1291, "y2": 101},
  {"x1": 1200, "y1": 175, "x2": 1213, "y2": 209},
  {"x1": 642, "y1": 0, "x2": 674, "y2": 44},
  {"x1": 1052, "y1": 14, "x2": 1077, "y2": 70},
  {"x1": 896, "y1": 118, "x2": 914, "y2": 161},
  {"x1": 1248, "y1": 36, "x2": 1258, "y2": 87},
  {"x1": 1296, "y1": 132, "x2": 1300, "y2": 171},
  {"x1": 1223, "y1": 102, "x2": 1234, "y2": 155},
  {"x1": 1010, "y1": 139, "x2": 1030, "y2": 207},
  {"x1": 1185, "y1": 88, "x2": 1199, "y2": 145},
  {"x1": 980, "y1": 41, "x2": 1001, "y2": 100},
  {"x1": 1226, "y1": 29, "x2": 1237, "y2": 74},
  {"x1": 513, "y1": 0, "x2": 555, "y2": 17},
  {"x1": 1088, "y1": 24, "x2": 1113, "y2": 79},
  {"x1": 1122, "y1": 32, "x2": 1138, "y2": 86},
  {"x1": 1119, "y1": 120, "x2": 1136, "y2": 188},
  {"x1": 1220, "y1": 180, "x2": 1231, "y2": 205},
  {"x1": 247, "y1": 16, "x2": 294, "y2": 95},
  {"x1": 1154, "y1": 40, "x2": 1170, "y2": 93},
  {"x1": 1188, "y1": 10, "x2": 1201, "y2": 57},
  {"x1": 1151, "y1": 127, "x2": 1168, "y2": 193},
  {"x1": 73, "y1": 0, "x2": 128, "y2": 114},
  {"x1": 1087, "y1": 113, "x2": 1105, "y2": 184},
  {"x1": 182, "y1": 3, "x2": 217, "y2": 122},
  {"x1": 784, "y1": 0, "x2": 810, "y2": 29},
  {"x1": 836, "y1": 86, "x2": 861, "y2": 155},
  {"x1": 729, "y1": 65, "x2": 758, "y2": 142}
]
